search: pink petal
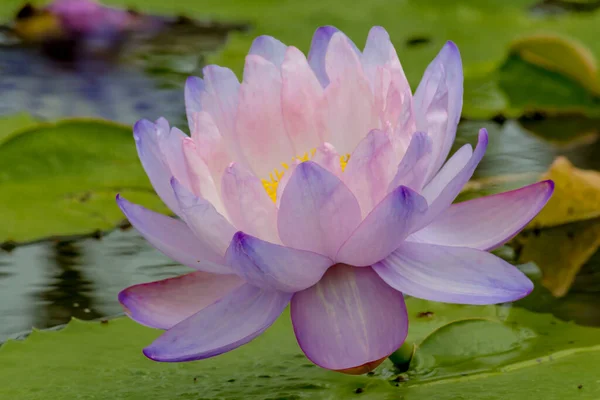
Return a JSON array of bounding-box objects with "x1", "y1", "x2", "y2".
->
[
  {"x1": 116, "y1": 195, "x2": 229, "y2": 273},
  {"x1": 199, "y1": 65, "x2": 246, "y2": 163},
  {"x1": 182, "y1": 137, "x2": 228, "y2": 218},
  {"x1": 144, "y1": 284, "x2": 292, "y2": 362},
  {"x1": 171, "y1": 178, "x2": 236, "y2": 257},
  {"x1": 373, "y1": 242, "x2": 534, "y2": 305},
  {"x1": 312, "y1": 142, "x2": 342, "y2": 177},
  {"x1": 388, "y1": 132, "x2": 432, "y2": 192},
  {"x1": 249, "y1": 35, "x2": 287, "y2": 68},
  {"x1": 291, "y1": 265, "x2": 408, "y2": 371},
  {"x1": 416, "y1": 129, "x2": 488, "y2": 231},
  {"x1": 409, "y1": 181, "x2": 554, "y2": 250},
  {"x1": 225, "y1": 232, "x2": 332, "y2": 292},
  {"x1": 361, "y1": 28, "x2": 414, "y2": 147},
  {"x1": 119, "y1": 272, "x2": 244, "y2": 330},
  {"x1": 275, "y1": 160, "x2": 300, "y2": 209},
  {"x1": 413, "y1": 42, "x2": 463, "y2": 184},
  {"x1": 184, "y1": 76, "x2": 203, "y2": 128},
  {"x1": 324, "y1": 33, "x2": 379, "y2": 154},
  {"x1": 221, "y1": 163, "x2": 279, "y2": 243},
  {"x1": 343, "y1": 129, "x2": 397, "y2": 215},
  {"x1": 188, "y1": 111, "x2": 232, "y2": 193},
  {"x1": 336, "y1": 186, "x2": 428, "y2": 266},
  {"x1": 281, "y1": 46, "x2": 325, "y2": 152},
  {"x1": 236, "y1": 55, "x2": 295, "y2": 176},
  {"x1": 278, "y1": 161, "x2": 362, "y2": 258}
]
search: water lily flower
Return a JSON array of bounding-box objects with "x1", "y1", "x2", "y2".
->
[{"x1": 117, "y1": 26, "x2": 554, "y2": 374}]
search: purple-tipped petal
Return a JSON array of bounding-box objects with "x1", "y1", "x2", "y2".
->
[
  {"x1": 416, "y1": 129, "x2": 488, "y2": 231},
  {"x1": 134, "y1": 118, "x2": 187, "y2": 216},
  {"x1": 184, "y1": 76, "x2": 204, "y2": 128},
  {"x1": 388, "y1": 132, "x2": 432, "y2": 192},
  {"x1": 374, "y1": 242, "x2": 534, "y2": 305},
  {"x1": 116, "y1": 195, "x2": 228, "y2": 273},
  {"x1": 413, "y1": 41, "x2": 463, "y2": 184},
  {"x1": 119, "y1": 272, "x2": 244, "y2": 330},
  {"x1": 278, "y1": 161, "x2": 362, "y2": 258},
  {"x1": 409, "y1": 180, "x2": 554, "y2": 250},
  {"x1": 225, "y1": 232, "x2": 332, "y2": 292},
  {"x1": 171, "y1": 179, "x2": 236, "y2": 257},
  {"x1": 249, "y1": 35, "x2": 288, "y2": 67},
  {"x1": 336, "y1": 186, "x2": 428, "y2": 266},
  {"x1": 291, "y1": 265, "x2": 408, "y2": 371},
  {"x1": 144, "y1": 284, "x2": 292, "y2": 362},
  {"x1": 308, "y1": 26, "x2": 340, "y2": 86},
  {"x1": 343, "y1": 129, "x2": 397, "y2": 215}
]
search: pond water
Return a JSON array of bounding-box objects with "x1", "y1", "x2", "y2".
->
[{"x1": 0, "y1": 228, "x2": 189, "y2": 341}]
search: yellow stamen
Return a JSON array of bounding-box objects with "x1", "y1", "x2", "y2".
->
[{"x1": 261, "y1": 149, "x2": 350, "y2": 203}]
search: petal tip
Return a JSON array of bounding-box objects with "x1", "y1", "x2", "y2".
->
[
  {"x1": 314, "y1": 25, "x2": 339, "y2": 38},
  {"x1": 543, "y1": 179, "x2": 555, "y2": 193},
  {"x1": 142, "y1": 346, "x2": 162, "y2": 362},
  {"x1": 133, "y1": 119, "x2": 153, "y2": 141}
]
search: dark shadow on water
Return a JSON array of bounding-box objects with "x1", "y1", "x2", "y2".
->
[
  {"x1": 33, "y1": 241, "x2": 102, "y2": 329},
  {"x1": 0, "y1": 229, "x2": 189, "y2": 341}
]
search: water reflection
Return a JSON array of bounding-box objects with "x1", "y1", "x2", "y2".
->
[
  {"x1": 0, "y1": 229, "x2": 189, "y2": 341},
  {"x1": 0, "y1": 3, "x2": 247, "y2": 125},
  {"x1": 33, "y1": 241, "x2": 102, "y2": 329}
]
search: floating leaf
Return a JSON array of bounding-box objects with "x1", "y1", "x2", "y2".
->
[
  {"x1": 411, "y1": 318, "x2": 526, "y2": 376},
  {"x1": 0, "y1": 118, "x2": 165, "y2": 245},
  {"x1": 2, "y1": 299, "x2": 600, "y2": 399},
  {"x1": 530, "y1": 157, "x2": 600, "y2": 228},
  {"x1": 510, "y1": 34, "x2": 600, "y2": 95},
  {"x1": 515, "y1": 218, "x2": 600, "y2": 297},
  {"x1": 511, "y1": 158, "x2": 600, "y2": 296}
]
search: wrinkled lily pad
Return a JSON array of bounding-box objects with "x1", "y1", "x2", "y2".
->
[
  {"x1": 0, "y1": 117, "x2": 165, "y2": 245},
  {"x1": 2, "y1": 299, "x2": 600, "y2": 399}
]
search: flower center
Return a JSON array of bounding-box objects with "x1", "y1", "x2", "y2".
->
[{"x1": 261, "y1": 150, "x2": 350, "y2": 202}]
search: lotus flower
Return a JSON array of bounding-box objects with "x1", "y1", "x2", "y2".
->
[{"x1": 117, "y1": 26, "x2": 553, "y2": 374}]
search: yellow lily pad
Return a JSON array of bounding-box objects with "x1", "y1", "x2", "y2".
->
[
  {"x1": 529, "y1": 156, "x2": 600, "y2": 228},
  {"x1": 515, "y1": 218, "x2": 600, "y2": 297},
  {"x1": 515, "y1": 157, "x2": 600, "y2": 297}
]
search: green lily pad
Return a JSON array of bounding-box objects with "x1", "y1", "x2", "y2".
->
[
  {"x1": 0, "y1": 117, "x2": 165, "y2": 245},
  {"x1": 411, "y1": 318, "x2": 527, "y2": 376},
  {"x1": 2, "y1": 298, "x2": 600, "y2": 399}
]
